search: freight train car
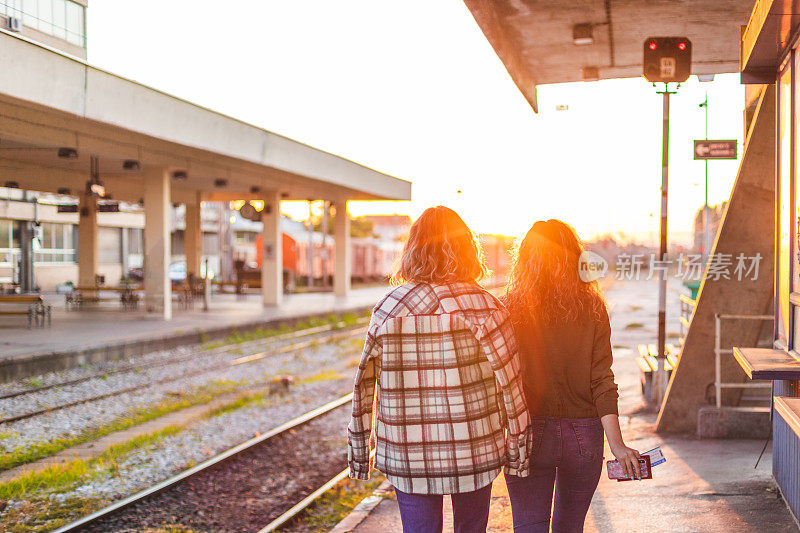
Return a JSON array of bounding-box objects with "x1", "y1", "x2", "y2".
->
[{"x1": 249, "y1": 233, "x2": 398, "y2": 289}]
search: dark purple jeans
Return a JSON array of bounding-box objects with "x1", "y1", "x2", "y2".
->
[
  {"x1": 506, "y1": 417, "x2": 604, "y2": 532},
  {"x1": 394, "y1": 483, "x2": 493, "y2": 533}
]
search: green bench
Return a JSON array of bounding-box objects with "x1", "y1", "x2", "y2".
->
[{"x1": 637, "y1": 343, "x2": 678, "y2": 399}]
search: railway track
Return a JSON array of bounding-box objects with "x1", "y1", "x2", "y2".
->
[
  {"x1": 51, "y1": 393, "x2": 355, "y2": 533},
  {"x1": 0, "y1": 325, "x2": 366, "y2": 425},
  {"x1": 0, "y1": 319, "x2": 367, "y2": 401}
]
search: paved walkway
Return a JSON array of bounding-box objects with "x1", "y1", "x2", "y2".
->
[{"x1": 336, "y1": 278, "x2": 798, "y2": 532}]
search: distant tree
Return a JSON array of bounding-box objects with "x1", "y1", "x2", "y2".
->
[
  {"x1": 350, "y1": 217, "x2": 376, "y2": 238},
  {"x1": 313, "y1": 215, "x2": 376, "y2": 238}
]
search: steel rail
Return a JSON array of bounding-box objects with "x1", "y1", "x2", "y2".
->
[
  {"x1": 258, "y1": 467, "x2": 351, "y2": 533},
  {"x1": 0, "y1": 327, "x2": 364, "y2": 425},
  {"x1": 0, "y1": 318, "x2": 367, "y2": 401},
  {"x1": 51, "y1": 393, "x2": 354, "y2": 533}
]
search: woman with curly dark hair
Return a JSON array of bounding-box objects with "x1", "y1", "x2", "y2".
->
[{"x1": 503, "y1": 219, "x2": 640, "y2": 533}]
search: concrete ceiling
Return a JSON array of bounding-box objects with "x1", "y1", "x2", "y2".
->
[{"x1": 463, "y1": 0, "x2": 754, "y2": 111}]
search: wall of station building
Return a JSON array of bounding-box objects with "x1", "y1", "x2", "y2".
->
[
  {"x1": 772, "y1": 49, "x2": 800, "y2": 520},
  {"x1": 0, "y1": 190, "x2": 221, "y2": 291}
]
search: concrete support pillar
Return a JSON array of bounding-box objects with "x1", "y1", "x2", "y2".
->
[
  {"x1": 334, "y1": 199, "x2": 351, "y2": 298},
  {"x1": 656, "y1": 85, "x2": 776, "y2": 433},
  {"x1": 261, "y1": 190, "x2": 283, "y2": 306},
  {"x1": 78, "y1": 193, "x2": 98, "y2": 287},
  {"x1": 185, "y1": 195, "x2": 203, "y2": 278},
  {"x1": 143, "y1": 167, "x2": 172, "y2": 319}
]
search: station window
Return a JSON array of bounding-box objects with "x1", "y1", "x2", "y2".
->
[
  {"x1": 234, "y1": 231, "x2": 257, "y2": 244},
  {"x1": 0, "y1": 219, "x2": 12, "y2": 265},
  {"x1": 35, "y1": 222, "x2": 76, "y2": 263},
  {"x1": 128, "y1": 228, "x2": 143, "y2": 255},
  {"x1": 1, "y1": 0, "x2": 85, "y2": 47}
]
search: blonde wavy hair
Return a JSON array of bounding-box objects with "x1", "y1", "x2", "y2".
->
[
  {"x1": 504, "y1": 219, "x2": 605, "y2": 325},
  {"x1": 391, "y1": 206, "x2": 487, "y2": 285}
]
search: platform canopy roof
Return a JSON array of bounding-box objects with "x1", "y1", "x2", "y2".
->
[
  {"x1": 463, "y1": 0, "x2": 754, "y2": 112},
  {"x1": 0, "y1": 30, "x2": 411, "y2": 205}
]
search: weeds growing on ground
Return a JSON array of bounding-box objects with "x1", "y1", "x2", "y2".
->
[
  {"x1": 0, "y1": 426, "x2": 181, "y2": 500},
  {"x1": 0, "y1": 380, "x2": 241, "y2": 472},
  {"x1": 298, "y1": 370, "x2": 346, "y2": 384},
  {"x1": 296, "y1": 474, "x2": 386, "y2": 532}
]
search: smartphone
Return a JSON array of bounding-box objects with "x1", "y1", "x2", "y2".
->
[{"x1": 606, "y1": 454, "x2": 652, "y2": 481}]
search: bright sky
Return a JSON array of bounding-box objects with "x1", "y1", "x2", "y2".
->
[{"x1": 87, "y1": 0, "x2": 744, "y2": 245}]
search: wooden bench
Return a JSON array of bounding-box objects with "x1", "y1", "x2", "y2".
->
[
  {"x1": 0, "y1": 294, "x2": 50, "y2": 328},
  {"x1": 172, "y1": 278, "x2": 206, "y2": 310},
  {"x1": 637, "y1": 343, "x2": 678, "y2": 398},
  {"x1": 67, "y1": 286, "x2": 142, "y2": 310},
  {"x1": 235, "y1": 269, "x2": 262, "y2": 295}
]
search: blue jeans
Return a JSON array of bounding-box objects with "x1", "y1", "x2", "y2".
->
[
  {"x1": 506, "y1": 417, "x2": 604, "y2": 533},
  {"x1": 394, "y1": 483, "x2": 493, "y2": 533}
]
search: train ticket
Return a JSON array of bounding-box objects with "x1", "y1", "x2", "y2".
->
[{"x1": 642, "y1": 446, "x2": 666, "y2": 467}]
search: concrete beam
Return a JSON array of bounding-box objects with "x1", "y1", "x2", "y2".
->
[
  {"x1": 260, "y1": 190, "x2": 283, "y2": 306},
  {"x1": 0, "y1": 158, "x2": 144, "y2": 202},
  {"x1": 656, "y1": 85, "x2": 776, "y2": 434},
  {"x1": 77, "y1": 193, "x2": 98, "y2": 286},
  {"x1": 334, "y1": 200, "x2": 351, "y2": 298},
  {"x1": 0, "y1": 34, "x2": 411, "y2": 201},
  {"x1": 143, "y1": 167, "x2": 172, "y2": 319}
]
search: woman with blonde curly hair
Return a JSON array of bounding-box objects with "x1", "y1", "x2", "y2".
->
[
  {"x1": 503, "y1": 219, "x2": 640, "y2": 533},
  {"x1": 347, "y1": 206, "x2": 531, "y2": 533}
]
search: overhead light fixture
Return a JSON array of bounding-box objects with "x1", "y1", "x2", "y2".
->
[
  {"x1": 4, "y1": 181, "x2": 19, "y2": 189},
  {"x1": 214, "y1": 178, "x2": 227, "y2": 187},
  {"x1": 123, "y1": 159, "x2": 140, "y2": 170},
  {"x1": 57, "y1": 147, "x2": 78, "y2": 159},
  {"x1": 57, "y1": 187, "x2": 71, "y2": 195},
  {"x1": 172, "y1": 170, "x2": 188, "y2": 180},
  {"x1": 250, "y1": 186, "x2": 260, "y2": 194},
  {"x1": 280, "y1": 192, "x2": 290, "y2": 198},
  {"x1": 582, "y1": 66, "x2": 600, "y2": 82},
  {"x1": 572, "y1": 24, "x2": 594, "y2": 46},
  {"x1": 697, "y1": 74, "x2": 715, "y2": 82},
  {"x1": 86, "y1": 180, "x2": 106, "y2": 198}
]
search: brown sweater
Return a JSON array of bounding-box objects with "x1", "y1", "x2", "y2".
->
[{"x1": 511, "y1": 305, "x2": 619, "y2": 419}]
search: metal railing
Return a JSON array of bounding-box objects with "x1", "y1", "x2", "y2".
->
[
  {"x1": 679, "y1": 294, "x2": 696, "y2": 343},
  {"x1": 714, "y1": 313, "x2": 773, "y2": 409}
]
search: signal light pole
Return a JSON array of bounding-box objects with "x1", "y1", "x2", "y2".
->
[
  {"x1": 642, "y1": 36, "x2": 691, "y2": 405},
  {"x1": 653, "y1": 82, "x2": 677, "y2": 405}
]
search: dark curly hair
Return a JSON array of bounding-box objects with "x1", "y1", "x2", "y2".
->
[{"x1": 504, "y1": 219, "x2": 605, "y2": 326}]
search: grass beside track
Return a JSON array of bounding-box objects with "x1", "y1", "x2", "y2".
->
[
  {"x1": 201, "y1": 311, "x2": 365, "y2": 350},
  {"x1": 0, "y1": 380, "x2": 242, "y2": 472},
  {"x1": 285, "y1": 472, "x2": 387, "y2": 532},
  {"x1": 0, "y1": 383, "x2": 310, "y2": 531}
]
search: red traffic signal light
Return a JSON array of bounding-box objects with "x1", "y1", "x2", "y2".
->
[{"x1": 643, "y1": 37, "x2": 692, "y2": 83}]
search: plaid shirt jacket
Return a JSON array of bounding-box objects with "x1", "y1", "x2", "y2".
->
[{"x1": 347, "y1": 282, "x2": 531, "y2": 494}]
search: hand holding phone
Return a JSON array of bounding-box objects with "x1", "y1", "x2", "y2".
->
[{"x1": 607, "y1": 455, "x2": 652, "y2": 481}]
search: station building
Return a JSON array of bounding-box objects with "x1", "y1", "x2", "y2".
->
[{"x1": 0, "y1": 0, "x2": 411, "y2": 319}]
